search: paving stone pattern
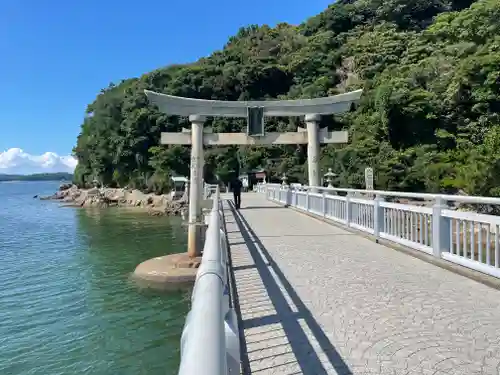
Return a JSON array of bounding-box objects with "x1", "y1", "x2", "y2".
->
[{"x1": 223, "y1": 193, "x2": 500, "y2": 375}]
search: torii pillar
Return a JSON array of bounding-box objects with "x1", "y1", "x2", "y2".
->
[
  {"x1": 145, "y1": 89, "x2": 363, "y2": 258},
  {"x1": 187, "y1": 115, "x2": 205, "y2": 256},
  {"x1": 305, "y1": 113, "x2": 321, "y2": 189}
]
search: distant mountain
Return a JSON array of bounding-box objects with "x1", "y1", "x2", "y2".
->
[{"x1": 0, "y1": 173, "x2": 73, "y2": 182}]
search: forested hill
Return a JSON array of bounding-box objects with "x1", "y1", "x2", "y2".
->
[{"x1": 73, "y1": 0, "x2": 500, "y2": 196}]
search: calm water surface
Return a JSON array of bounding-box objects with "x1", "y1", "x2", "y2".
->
[{"x1": 0, "y1": 181, "x2": 189, "y2": 375}]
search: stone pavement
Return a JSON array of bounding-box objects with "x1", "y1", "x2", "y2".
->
[{"x1": 222, "y1": 192, "x2": 500, "y2": 375}]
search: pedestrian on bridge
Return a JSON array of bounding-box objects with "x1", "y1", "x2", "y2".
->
[{"x1": 231, "y1": 176, "x2": 243, "y2": 209}]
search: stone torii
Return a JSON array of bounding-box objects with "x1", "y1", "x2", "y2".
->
[{"x1": 145, "y1": 89, "x2": 363, "y2": 257}]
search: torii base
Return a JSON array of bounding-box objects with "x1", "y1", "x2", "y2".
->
[
  {"x1": 132, "y1": 253, "x2": 201, "y2": 291},
  {"x1": 187, "y1": 222, "x2": 204, "y2": 258}
]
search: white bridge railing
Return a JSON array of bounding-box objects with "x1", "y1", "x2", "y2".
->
[
  {"x1": 257, "y1": 183, "x2": 500, "y2": 279},
  {"x1": 178, "y1": 187, "x2": 240, "y2": 375}
]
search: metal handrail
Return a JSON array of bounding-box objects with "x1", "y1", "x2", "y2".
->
[{"x1": 178, "y1": 186, "x2": 238, "y2": 375}]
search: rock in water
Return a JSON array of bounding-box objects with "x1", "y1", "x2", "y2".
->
[
  {"x1": 59, "y1": 183, "x2": 73, "y2": 191},
  {"x1": 43, "y1": 186, "x2": 187, "y2": 217}
]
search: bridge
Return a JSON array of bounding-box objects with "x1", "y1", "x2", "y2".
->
[
  {"x1": 142, "y1": 88, "x2": 500, "y2": 374},
  {"x1": 178, "y1": 184, "x2": 500, "y2": 375}
]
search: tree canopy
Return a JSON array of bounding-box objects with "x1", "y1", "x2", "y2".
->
[{"x1": 73, "y1": 0, "x2": 500, "y2": 196}]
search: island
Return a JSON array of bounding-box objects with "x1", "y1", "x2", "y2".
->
[{"x1": 0, "y1": 173, "x2": 73, "y2": 182}]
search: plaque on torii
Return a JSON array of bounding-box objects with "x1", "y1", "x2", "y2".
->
[{"x1": 144, "y1": 89, "x2": 363, "y2": 257}]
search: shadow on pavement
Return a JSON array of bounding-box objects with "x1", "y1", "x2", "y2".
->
[{"x1": 229, "y1": 200, "x2": 352, "y2": 375}]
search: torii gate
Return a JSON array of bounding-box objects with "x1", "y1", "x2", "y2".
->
[{"x1": 145, "y1": 89, "x2": 363, "y2": 257}]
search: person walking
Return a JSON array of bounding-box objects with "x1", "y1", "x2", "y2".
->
[{"x1": 232, "y1": 176, "x2": 243, "y2": 209}]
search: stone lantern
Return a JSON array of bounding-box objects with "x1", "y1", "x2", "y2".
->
[
  {"x1": 324, "y1": 168, "x2": 336, "y2": 188},
  {"x1": 281, "y1": 173, "x2": 288, "y2": 187}
]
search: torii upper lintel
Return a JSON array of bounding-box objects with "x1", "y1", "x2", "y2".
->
[{"x1": 144, "y1": 89, "x2": 363, "y2": 117}]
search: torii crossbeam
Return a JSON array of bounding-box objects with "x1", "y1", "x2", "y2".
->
[{"x1": 145, "y1": 89, "x2": 363, "y2": 257}]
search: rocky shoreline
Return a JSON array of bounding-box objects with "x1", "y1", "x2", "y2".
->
[{"x1": 41, "y1": 183, "x2": 188, "y2": 216}]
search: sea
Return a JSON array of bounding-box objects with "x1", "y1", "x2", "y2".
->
[{"x1": 0, "y1": 181, "x2": 189, "y2": 375}]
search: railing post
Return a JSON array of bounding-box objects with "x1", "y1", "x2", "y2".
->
[
  {"x1": 432, "y1": 196, "x2": 450, "y2": 257},
  {"x1": 306, "y1": 190, "x2": 310, "y2": 211},
  {"x1": 224, "y1": 309, "x2": 240, "y2": 374},
  {"x1": 346, "y1": 192, "x2": 352, "y2": 226},
  {"x1": 373, "y1": 195, "x2": 384, "y2": 238},
  {"x1": 322, "y1": 191, "x2": 326, "y2": 218}
]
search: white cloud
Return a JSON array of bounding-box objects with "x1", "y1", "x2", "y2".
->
[{"x1": 0, "y1": 148, "x2": 77, "y2": 175}]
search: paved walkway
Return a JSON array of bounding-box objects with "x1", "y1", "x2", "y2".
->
[{"x1": 222, "y1": 193, "x2": 500, "y2": 375}]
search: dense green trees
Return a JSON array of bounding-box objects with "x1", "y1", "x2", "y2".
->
[{"x1": 73, "y1": 0, "x2": 500, "y2": 196}]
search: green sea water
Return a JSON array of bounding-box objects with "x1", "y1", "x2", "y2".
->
[{"x1": 0, "y1": 181, "x2": 189, "y2": 375}]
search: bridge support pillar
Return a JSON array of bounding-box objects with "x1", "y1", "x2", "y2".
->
[
  {"x1": 187, "y1": 115, "x2": 206, "y2": 258},
  {"x1": 305, "y1": 114, "x2": 321, "y2": 192}
]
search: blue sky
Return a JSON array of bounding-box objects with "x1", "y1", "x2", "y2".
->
[{"x1": 0, "y1": 0, "x2": 333, "y2": 173}]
